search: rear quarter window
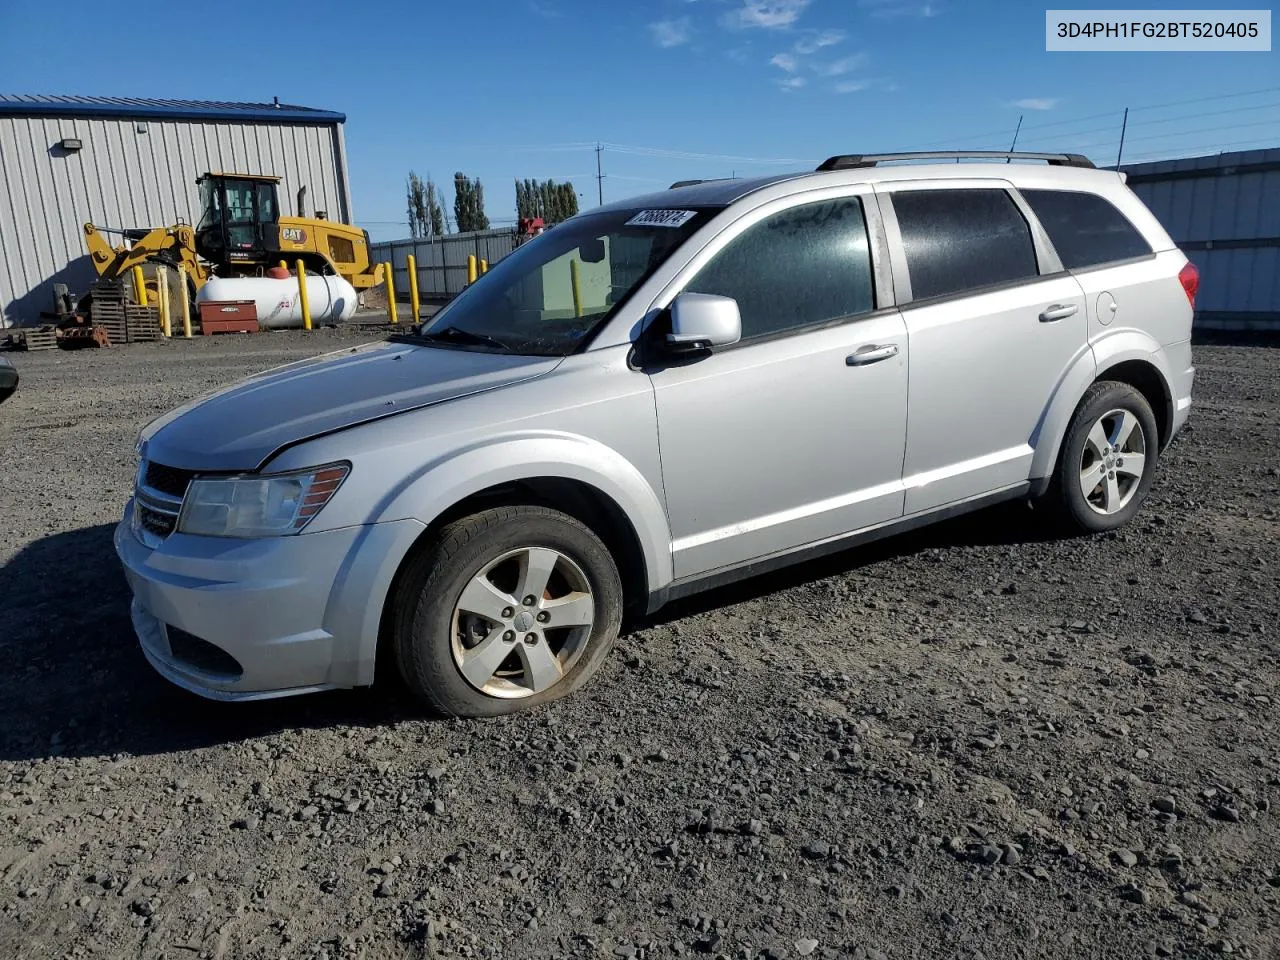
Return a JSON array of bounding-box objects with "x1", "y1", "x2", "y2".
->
[{"x1": 1020, "y1": 188, "x2": 1153, "y2": 270}]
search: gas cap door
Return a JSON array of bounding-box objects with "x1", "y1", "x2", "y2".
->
[{"x1": 1096, "y1": 291, "x2": 1118, "y2": 326}]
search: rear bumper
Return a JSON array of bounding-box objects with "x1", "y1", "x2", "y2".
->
[
  {"x1": 1165, "y1": 340, "x2": 1194, "y2": 444},
  {"x1": 115, "y1": 500, "x2": 424, "y2": 701}
]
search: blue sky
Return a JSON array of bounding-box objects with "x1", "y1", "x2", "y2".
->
[{"x1": 2, "y1": 0, "x2": 1277, "y2": 240}]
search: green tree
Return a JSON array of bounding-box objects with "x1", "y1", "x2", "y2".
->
[
  {"x1": 561, "y1": 183, "x2": 579, "y2": 219},
  {"x1": 426, "y1": 178, "x2": 445, "y2": 237},
  {"x1": 408, "y1": 172, "x2": 447, "y2": 238},
  {"x1": 515, "y1": 179, "x2": 530, "y2": 220},
  {"x1": 453, "y1": 173, "x2": 490, "y2": 233},
  {"x1": 406, "y1": 171, "x2": 428, "y2": 239}
]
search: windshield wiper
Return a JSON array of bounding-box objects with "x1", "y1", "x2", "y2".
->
[{"x1": 401, "y1": 325, "x2": 512, "y2": 352}]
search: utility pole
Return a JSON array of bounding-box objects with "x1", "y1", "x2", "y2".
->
[
  {"x1": 1115, "y1": 107, "x2": 1129, "y2": 168},
  {"x1": 595, "y1": 143, "x2": 604, "y2": 206}
]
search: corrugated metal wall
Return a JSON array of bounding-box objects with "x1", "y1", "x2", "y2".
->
[
  {"x1": 1123, "y1": 147, "x2": 1280, "y2": 332},
  {"x1": 371, "y1": 229, "x2": 519, "y2": 300},
  {"x1": 0, "y1": 115, "x2": 350, "y2": 326}
]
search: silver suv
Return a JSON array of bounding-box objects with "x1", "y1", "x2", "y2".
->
[{"x1": 116, "y1": 151, "x2": 1197, "y2": 716}]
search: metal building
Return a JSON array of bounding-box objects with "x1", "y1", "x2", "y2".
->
[
  {"x1": 1122, "y1": 147, "x2": 1280, "y2": 333},
  {"x1": 0, "y1": 95, "x2": 352, "y2": 327}
]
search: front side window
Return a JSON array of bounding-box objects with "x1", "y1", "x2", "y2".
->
[
  {"x1": 892, "y1": 188, "x2": 1039, "y2": 302},
  {"x1": 1021, "y1": 188, "x2": 1153, "y2": 269},
  {"x1": 403, "y1": 208, "x2": 712, "y2": 356},
  {"x1": 684, "y1": 197, "x2": 875, "y2": 341}
]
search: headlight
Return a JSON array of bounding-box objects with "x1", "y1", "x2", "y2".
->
[{"x1": 177, "y1": 463, "x2": 350, "y2": 538}]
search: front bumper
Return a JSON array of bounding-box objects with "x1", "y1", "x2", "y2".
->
[{"x1": 114, "y1": 500, "x2": 424, "y2": 701}]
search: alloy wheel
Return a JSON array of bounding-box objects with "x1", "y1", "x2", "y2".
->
[
  {"x1": 450, "y1": 547, "x2": 595, "y2": 699},
  {"x1": 1079, "y1": 407, "x2": 1147, "y2": 516}
]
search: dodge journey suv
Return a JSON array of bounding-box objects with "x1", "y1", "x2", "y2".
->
[{"x1": 116, "y1": 150, "x2": 1197, "y2": 716}]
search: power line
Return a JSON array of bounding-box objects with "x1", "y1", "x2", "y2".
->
[
  {"x1": 1123, "y1": 135, "x2": 1280, "y2": 161},
  {"x1": 599, "y1": 141, "x2": 810, "y2": 165},
  {"x1": 1123, "y1": 116, "x2": 1280, "y2": 145},
  {"x1": 899, "y1": 84, "x2": 1280, "y2": 151}
]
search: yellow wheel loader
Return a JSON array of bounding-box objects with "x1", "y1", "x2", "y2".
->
[{"x1": 81, "y1": 171, "x2": 383, "y2": 321}]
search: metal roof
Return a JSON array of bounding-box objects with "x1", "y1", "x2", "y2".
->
[{"x1": 0, "y1": 94, "x2": 345, "y2": 124}]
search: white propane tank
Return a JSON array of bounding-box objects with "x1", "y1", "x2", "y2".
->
[{"x1": 197, "y1": 271, "x2": 358, "y2": 329}]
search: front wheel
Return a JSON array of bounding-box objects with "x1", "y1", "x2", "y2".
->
[
  {"x1": 392, "y1": 505, "x2": 624, "y2": 717},
  {"x1": 1049, "y1": 381, "x2": 1160, "y2": 534}
]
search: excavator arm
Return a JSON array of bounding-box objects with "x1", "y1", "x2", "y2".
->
[{"x1": 83, "y1": 222, "x2": 209, "y2": 288}]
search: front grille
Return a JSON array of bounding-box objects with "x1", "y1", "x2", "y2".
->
[
  {"x1": 166, "y1": 627, "x2": 243, "y2": 679},
  {"x1": 144, "y1": 461, "x2": 195, "y2": 499},
  {"x1": 138, "y1": 504, "x2": 177, "y2": 538}
]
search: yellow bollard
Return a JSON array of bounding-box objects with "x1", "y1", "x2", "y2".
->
[
  {"x1": 132, "y1": 265, "x2": 148, "y2": 307},
  {"x1": 480, "y1": 258, "x2": 488, "y2": 274},
  {"x1": 385, "y1": 261, "x2": 398, "y2": 325},
  {"x1": 278, "y1": 260, "x2": 287, "y2": 271},
  {"x1": 177, "y1": 265, "x2": 192, "y2": 338},
  {"x1": 570, "y1": 259, "x2": 583, "y2": 318},
  {"x1": 157, "y1": 268, "x2": 172, "y2": 337},
  {"x1": 467, "y1": 254, "x2": 477, "y2": 285},
  {"x1": 296, "y1": 259, "x2": 312, "y2": 331},
  {"x1": 406, "y1": 254, "x2": 419, "y2": 324}
]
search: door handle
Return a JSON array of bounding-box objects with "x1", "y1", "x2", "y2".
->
[
  {"x1": 846, "y1": 344, "x2": 899, "y2": 366},
  {"x1": 1039, "y1": 303, "x2": 1079, "y2": 323}
]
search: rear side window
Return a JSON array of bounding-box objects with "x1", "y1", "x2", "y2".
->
[
  {"x1": 891, "y1": 188, "x2": 1039, "y2": 302},
  {"x1": 1021, "y1": 188, "x2": 1153, "y2": 269},
  {"x1": 685, "y1": 197, "x2": 875, "y2": 341}
]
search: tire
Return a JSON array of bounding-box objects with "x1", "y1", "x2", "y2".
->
[
  {"x1": 1049, "y1": 380, "x2": 1160, "y2": 534},
  {"x1": 392, "y1": 505, "x2": 624, "y2": 717}
]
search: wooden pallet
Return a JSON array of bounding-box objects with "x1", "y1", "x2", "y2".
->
[
  {"x1": 125, "y1": 305, "x2": 163, "y2": 342},
  {"x1": 92, "y1": 297, "x2": 128, "y2": 345},
  {"x1": 21, "y1": 327, "x2": 58, "y2": 351}
]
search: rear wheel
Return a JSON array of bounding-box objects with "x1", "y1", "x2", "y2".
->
[
  {"x1": 1049, "y1": 381, "x2": 1159, "y2": 533},
  {"x1": 392, "y1": 505, "x2": 624, "y2": 717}
]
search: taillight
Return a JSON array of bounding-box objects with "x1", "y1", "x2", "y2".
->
[{"x1": 1178, "y1": 261, "x2": 1199, "y2": 309}]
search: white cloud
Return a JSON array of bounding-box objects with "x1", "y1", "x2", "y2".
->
[
  {"x1": 724, "y1": 0, "x2": 811, "y2": 30},
  {"x1": 650, "y1": 17, "x2": 694, "y2": 47},
  {"x1": 527, "y1": 0, "x2": 561, "y2": 17},
  {"x1": 817, "y1": 54, "x2": 867, "y2": 76},
  {"x1": 833, "y1": 79, "x2": 874, "y2": 93},
  {"x1": 793, "y1": 28, "x2": 845, "y2": 53},
  {"x1": 777, "y1": 75, "x2": 807, "y2": 91},
  {"x1": 858, "y1": 0, "x2": 939, "y2": 17},
  {"x1": 1012, "y1": 97, "x2": 1060, "y2": 110},
  {"x1": 770, "y1": 52, "x2": 800, "y2": 72}
]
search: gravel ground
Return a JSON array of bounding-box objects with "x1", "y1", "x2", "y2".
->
[{"x1": 1, "y1": 333, "x2": 1277, "y2": 960}]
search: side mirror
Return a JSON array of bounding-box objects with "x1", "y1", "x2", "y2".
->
[
  {"x1": 666, "y1": 293, "x2": 742, "y2": 353},
  {"x1": 578, "y1": 238, "x2": 607, "y2": 263}
]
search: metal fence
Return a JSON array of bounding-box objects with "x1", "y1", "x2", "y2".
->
[
  {"x1": 1120, "y1": 147, "x2": 1280, "y2": 333},
  {"x1": 370, "y1": 228, "x2": 518, "y2": 301}
]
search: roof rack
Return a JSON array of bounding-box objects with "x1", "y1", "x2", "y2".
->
[
  {"x1": 668, "y1": 177, "x2": 737, "y2": 189},
  {"x1": 816, "y1": 151, "x2": 1096, "y2": 171}
]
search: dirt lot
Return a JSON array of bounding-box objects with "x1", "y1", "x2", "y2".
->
[{"x1": 1, "y1": 333, "x2": 1277, "y2": 960}]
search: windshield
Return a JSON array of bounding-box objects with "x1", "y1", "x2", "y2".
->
[{"x1": 407, "y1": 207, "x2": 712, "y2": 356}]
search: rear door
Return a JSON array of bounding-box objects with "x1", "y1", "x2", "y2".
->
[{"x1": 878, "y1": 181, "x2": 1091, "y2": 513}]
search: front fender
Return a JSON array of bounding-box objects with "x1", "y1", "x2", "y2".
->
[{"x1": 373, "y1": 430, "x2": 675, "y2": 596}]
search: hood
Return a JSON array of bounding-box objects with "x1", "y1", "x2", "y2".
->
[{"x1": 140, "y1": 339, "x2": 560, "y2": 471}]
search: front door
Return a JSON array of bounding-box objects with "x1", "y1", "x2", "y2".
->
[{"x1": 647, "y1": 193, "x2": 909, "y2": 580}]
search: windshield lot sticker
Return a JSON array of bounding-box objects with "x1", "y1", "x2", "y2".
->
[{"x1": 626, "y1": 209, "x2": 697, "y2": 228}]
